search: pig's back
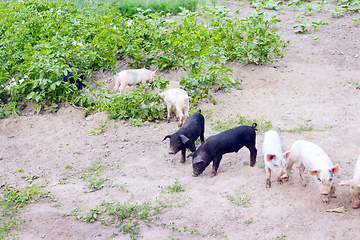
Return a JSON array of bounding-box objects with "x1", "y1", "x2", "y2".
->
[
  {"x1": 296, "y1": 140, "x2": 334, "y2": 169},
  {"x1": 206, "y1": 125, "x2": 256, "y2": 153},
  {"x1": 263, "y1": 130, "x2": 282, "y2": 155}
]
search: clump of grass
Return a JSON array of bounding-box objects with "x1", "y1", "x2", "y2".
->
[
  {"x1": 347, "y1": 79, "x2": 360, "y2": 89},
  {"x1": 243, "y1": 218, "x2": 254, "y2": 225},
  {"x1": 0, "y1": 181, "x2": 50, "y2": 238},
  {"x1": 62, "y1": 159, "x2": 127, "y2": 192},
  {"x1": 67, "y1": 197, "x2": 175, "y2": 239},
  {"x1": 220, "y1": 188, "x2": 252, "y2": 208},
  {"x1": 158, "y1": 178, "x2": 186, "y2": 193},
  {"x1": 278, "y1": 123, "x2": 314, "y2": 133}
]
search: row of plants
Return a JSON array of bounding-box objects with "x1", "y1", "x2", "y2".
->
[{"x1": 0, "y1": 0, "x2": 288, "y2": 122}]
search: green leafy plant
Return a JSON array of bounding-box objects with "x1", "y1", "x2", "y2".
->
[
  {"x1": 0, "y1": 182, "x2": 50, "y2": 238},
  {"x1": 220, "y1": 188, "x2": 252, "y2": 208},
  {"x1": 352, "y1": 17, "x2": 360, "y2": 26},
  {"x1": 243, "y1": 218, "x2": 254, "y2": 225},
  {"x1": 347, "y1": 79, "x2": 360, "y2": 89},
  {"x1": 159, "y1": 178, "x2": 186, "y2": 193},
  {"x1": 331, "y1": 7, "x2": 345, "y2": 18},
  {"x1": 278, "y1": 123, "x2": 314, "y2": 133},
  {"x1": 0, "y1": 0, "x2": 288, "y2": 123},
  {"x1": 109, "y1": 0, "x2": 203, "y2": 17}
]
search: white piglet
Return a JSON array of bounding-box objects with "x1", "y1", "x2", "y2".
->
[
  {"x1": 159, "y1": 88, "x2": 189, "y2": 127},
  {"x1": 262, "y1": 130, "x2": 288, "y2": 188},
  {"x1": 338, "y1": 154, "x2": 360, "y2": 209},
  {"x1": 113, "y1": 68, "x2": 158, "y2": 93},
  {"x1": 285, "y1": 140, "x2": 340, "y2": 203}
]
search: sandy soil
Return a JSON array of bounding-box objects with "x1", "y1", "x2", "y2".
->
[{"x1": 1, "y1": 1, "x2": 360, "y2": 239}]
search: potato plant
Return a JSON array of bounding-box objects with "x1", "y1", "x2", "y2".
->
[{"x1": 0, "y1": 0, "x2": 289, "y2": 122}]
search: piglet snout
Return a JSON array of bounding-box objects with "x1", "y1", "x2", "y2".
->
[{"x1": 280, "y1": 173, "x2": 288, "y2": 180}]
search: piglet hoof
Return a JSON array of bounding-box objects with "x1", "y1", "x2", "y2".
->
[
  {"x1": 180, "y1": 159, "x2": 185, "y2": 164},
  {"x1": 178, "y1": 123, "x2": 182, "y2": 127},
  {"x1": 211, "y1": 172, "x2": 217, "y2": 178},
  {"x1": 277, "y1": 179, "x2": 283, "y2": 185},
  {"x1": 321, "y1": 195, "x2": 329, "y2": 203},
  {"x1": 301, "y1": 181, "x2": 307, "y2": 187},
  {"x1": 167, "y1": 120, "x2": 170, "y2": 123},
  {"x1": 330, "y1": 193, "x2": 337, "y2": 198},
  {"x1": 266, "y1": 180, "x2": 271, "y2": 188}
]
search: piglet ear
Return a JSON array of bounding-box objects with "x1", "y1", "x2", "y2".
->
[
  {"x1": 332, "y1": 164, "x2": 340, "y2": 174},
  {"x1": 338, "y1": 180, "x2": 351, "y2": 186},
  {"x1": 162, "y1": 135, "x2": 171, "y2": 141},
  {"x1": 192, "y1": 155, "x2": 204, "y2": 165},
  {"x1": 309, "y1": 170, "x2": 319, "y2": 176},
  {"x1": 180, "y1": 134, "x2": 190, "y2": 144},
  {"x1": 266, "y1": 154, "x2": 275, "y2": 162},
  {"x1": 283, "y1": 151, "x2": 291, "y2": 159}
]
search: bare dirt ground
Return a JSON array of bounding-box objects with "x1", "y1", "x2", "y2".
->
[{"x1": 1, "y1": 1, "x2": 360, "y2": 239}]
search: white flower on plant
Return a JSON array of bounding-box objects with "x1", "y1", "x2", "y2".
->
[
  {"x1": 126, "y1": 20, "x2": 132, "y2": 27},
  {"x1": 72, "y1": 40, "x2": 77, "y2": 46},
  {"x1": 24, "y1": 75, "x2": 28, "y2": 78},
  {"x1": 113, "y1": 26, "x2": 118, "y2": 30},
  {"x1": 77, "y1": 42, "x2": 83, "y2": 47},
  {"x1": 50, "y1": 8, "x2": 53, "y2": 13},
  {"x1": 57, "y1": 10, "x2": 61, "y2": 15}
]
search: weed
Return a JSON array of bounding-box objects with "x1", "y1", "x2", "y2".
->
[
  {"x1": 159, "y1": 178, "x2": 186, "y2": 193},
  {"x1": 352, "y1": 17, "x2": 360, "y2": 26},
  {"x1": 0, "y1": 182, "x2": 49, "y2": 238},
  {"x1": 331, "y1": 7, "x2": 345, "y2": 18},
  {"x1": 85, "y1": 177, "x2": 109, "y2": 192},
  {"x1": 22, "y1": 173, "x2": 40, "y2": 183},
  {"x1": 88, "y1": 121, "x2": 108, "y2": 135},
  {"x1": 220, "y1": 189, "x2": 252, "y2": 208},
  {"x1": 278, "y1": 123, "x2": 314, "y2": 133},
  {"x1": 258, "y1": 163, "x2": 266, "y2": 169},
  {"x1": 277, "y1": 233, "x2": 286, "y2": 239},
  {"x1": 243, "y1": 218, "x2": 254, "y2": 225},
  {"x1": 347, "y1": 79, "x2": 360, "y2": 89}
]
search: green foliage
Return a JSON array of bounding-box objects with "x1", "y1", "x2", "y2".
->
[
  {"x1": 0, "y1": 0, "x2": 288, "y2": 121},
  {"x1": 278, "y1": 123, "x2": 314, "y2": 133},
  {"x1": 220, "y1": 189, "x2": 252, "y2": 208},
  {"x1": 347, "y1": 79, "x2": 360, "y2": 89},
  {"x1": 212, "y1": 114, "x2": 273, "y2": 134},
  {"x1": 0, "y1": 182, "x2": 49, "y2": 239},
  {"x1": 159, "y1": 178, "x2": 186, "y2": 193},
  {"x1": 68, "y1": 198, "x2": 175, "y2": 239},
  {"x1": 243, "y1": 218, "x2": 254, "y2": 225},
  {"x1": 352, "y1": 17, "x2": 360, "y2": 26},
  {"x1": 110, "y1": 0, "x2": 203, "y2": 17},
  {"x1": 335, "y1": 0, "x2": 360, "y2": 12},
  {"x1": 293, "y1": 18, "x2": 327, "y2": 33},
  {"x1": 62, "y1": 158, "x2": 127, "y2": 192}
]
